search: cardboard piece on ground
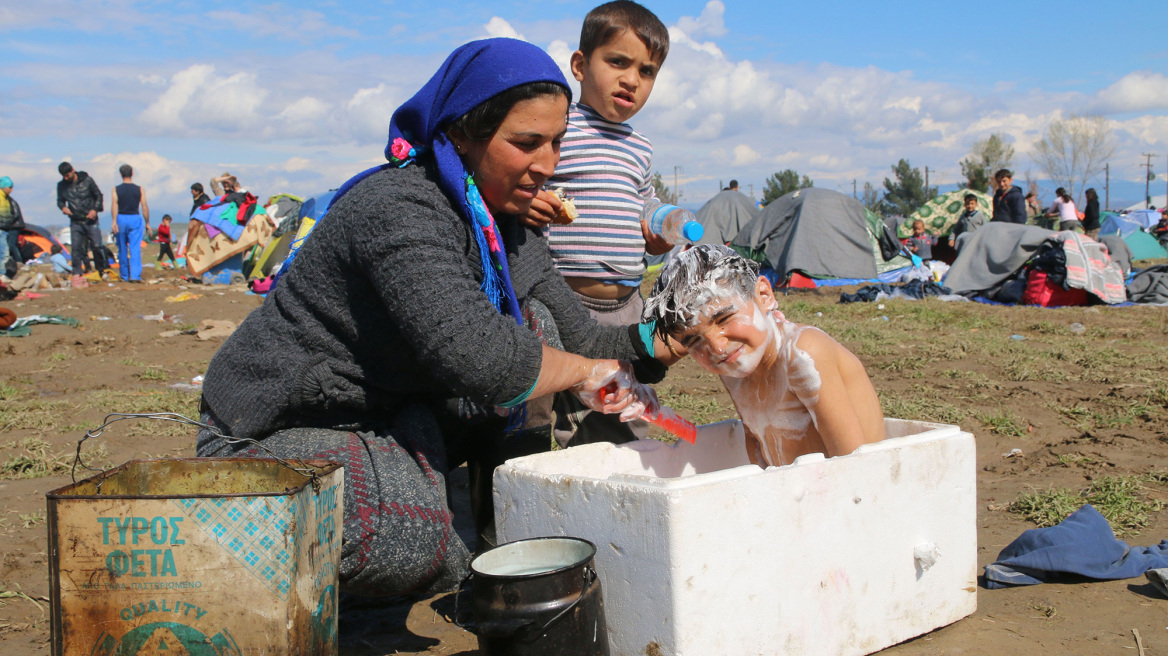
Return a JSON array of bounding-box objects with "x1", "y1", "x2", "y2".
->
[{"x1": 196, "y1": 319, "x2": 236, "y2": 341}]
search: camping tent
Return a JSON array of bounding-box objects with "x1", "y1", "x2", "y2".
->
[
  {"x1": 695, "y1": 189, "x2": 760, "y2": 245},
  {"x1": 1100, "y1": 213, "x2": 1168, "y2": 260},
  {"x1": 898, "y1": 189, "x2": 993, "y2": 238},
  {"x1": 1124, "y1": 195, "x2": 1167, "y2": 212},
  {"x1": 18, "y1": 224, "x2": 67, "y2": 259},
  {"x1": 732, "y1": 188, "x2": 910, "y2": 282},
  {"x1": 1125, "y1": 209, "x2": 1162, "y2": 230}
]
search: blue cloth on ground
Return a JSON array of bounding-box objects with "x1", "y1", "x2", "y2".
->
[{"x1": 983, "y1": 504, "x2": 1168, "y2": 588}]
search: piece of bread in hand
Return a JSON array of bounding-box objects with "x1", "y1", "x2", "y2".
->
[{"x1": 552, "y1": 188, "x2": 578, "y2": 225}]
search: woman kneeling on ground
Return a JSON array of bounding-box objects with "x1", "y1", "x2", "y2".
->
[{"x1": 196, "y1": 38, "x2": 670, "y2": 597}]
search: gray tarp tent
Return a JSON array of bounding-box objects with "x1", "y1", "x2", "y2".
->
[
  {"x1": 696, "y1": 189, "x2": 760, "y2": 245},
  {"x1": 944, "y1": 222, "x2": 1052, "y2": 296},
  {"x1": 732, "y1": 188, "x2": 904, "y2": 280}
]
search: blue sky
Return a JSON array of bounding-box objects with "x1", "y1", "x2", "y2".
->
[{"x1": 3, "y1": 0, "x2": 1168, "y2": 228}]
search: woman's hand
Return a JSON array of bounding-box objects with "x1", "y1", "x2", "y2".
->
[
  {"x1": 519, "y1": 189, "x2": 559, "y2": 229},
  {"x1": 572, "y1": 359, "x2": 660, "y2": 422}
]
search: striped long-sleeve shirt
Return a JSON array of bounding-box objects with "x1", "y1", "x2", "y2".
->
[{"x1": 545, "y1": 103, "x2": 656, "y2": 284}]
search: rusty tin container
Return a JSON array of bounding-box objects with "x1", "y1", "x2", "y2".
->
[{"x1": 46, "y1": 458, "x2": 344, "y2": 656}]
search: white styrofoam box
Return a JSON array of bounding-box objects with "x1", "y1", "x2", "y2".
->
[{"x1": 494, "y1": 418, "x2": 977, "y2": 656}]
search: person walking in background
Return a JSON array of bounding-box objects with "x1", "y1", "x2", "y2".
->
[
  {"x1": 1081, "y1": 188, "x2": 1101, "y2": 239},
  {"x1": 991, "y1": 169, "x2": 1027, "y2": 224},
  {"x1": 0, "y1": 176, "x2": 25, "y2": 277},
  {"x1": 57, "y1": 161, "x2": 108, "y2": 286},
  {"x1": 110, "y1": 164, "x2": 150, "y2": 282},
  {"x1": 156, "y1": 214, "x2": 176, "y2": 269},
  {"x1": 190, "y1": 182, "x2": 210, "y2": 217},
  {"x1": 1046, "y1": 187, "x2": 1080, "y2": 233}
]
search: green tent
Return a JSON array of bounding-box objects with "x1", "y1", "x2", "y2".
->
[
  {"x1": 1126, "y1": 230, "x2": 1168, "y2": 261},
  {"x1": 899, "y1": 189, "x2": 993, "y2": 238}
]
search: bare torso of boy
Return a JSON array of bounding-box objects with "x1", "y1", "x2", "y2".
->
[{"x1": 722, "y1": 313, "x2": 885, "y2": 468}]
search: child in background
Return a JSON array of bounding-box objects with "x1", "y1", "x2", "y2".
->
[
  {"x1": 907, "y1": 220, "x2": 937, "y2": 260},
  {"x1": 1153, "y1": 209, "x2": 1168, "y2": 248},
  {"x1": 49, "y1": 244, "x2": 71, "y2": 275},
  {"x1": 949, "y1": 194, "x2": 986, "y2": 249},
  {"x1": 529, "y1": 0, "x2": 676, "y2": 445},
  {"x1": 156, "y1": 214, "x2": 176, "y2": 269},
  {"x1": 644, "y1": 245, "x2": 885, "y2": 467}
]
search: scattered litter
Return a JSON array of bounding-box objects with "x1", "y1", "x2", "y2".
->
[
  {"x1": 165, "y1": 292, "x2": 203, "y2": 303},
  {"x1": 877, "y1": 304, "x2": 885, "y2": 310},
  {"x1": 815, "y1": 312, "x2": 823, "y2": 317},
  {"x1": 1, "y1": 314, "x2": 81, "y2": 338},
  {"x1": 139, "y1": 311, "x2": 166, "y2": 322},
  {"x1": 90, "y1": 316, "x2": 111, "y2": 321},
  {"x1": 1003, "y1": 448, "x2": 1024, "y2": 458},
  {"x1": 147, "y1": 279, "x2": 163, "y2": 285},
  {"x1": 1069, "y1": 323, "x2": 1086, "y2": 335},
  {"x1": 1010, "y1": 335, "x2": 1025, "y2": 341},
  {"x1": 196, "y1": 319, "x2": 236, "y2": 341},
  {"x1": 168, "y1": 375, "x2": 204, "y2": 391},
  {"x1": 882, "y1": 315, "x2": 889, "y2": 321}
]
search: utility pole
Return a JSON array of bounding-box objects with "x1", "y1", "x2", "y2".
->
[
  {"x1": 1105, "y1": 163, "x2": 1110, "y2": 210},
  {"x1": 748, "y1": 183, "x2": 754, "y2": 200},
  {"x1": 673, "y1": 165, "x2": 682, "y2": 205},
  {"x1": 1143, "y1": 153, "x2": 1157, "y2": 209},
  {"x1": 924, "y1": 167, "x2": 930, "y2": 193},
  {"x1": 853, "y1": 179, "x2": 857, "y2": 199}
]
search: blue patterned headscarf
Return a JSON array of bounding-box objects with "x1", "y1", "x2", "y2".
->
[{"x1": 317, "y1": 37, "x2": 571, "y2": 322}]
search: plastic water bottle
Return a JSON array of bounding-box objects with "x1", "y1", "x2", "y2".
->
[{"x1": 643, "y1": 198, "x2": 704, "y2": 244}]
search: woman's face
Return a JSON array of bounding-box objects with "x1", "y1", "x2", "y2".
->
[{"x1": 453, "y1": 94, "x2": 568, "y2": 216}]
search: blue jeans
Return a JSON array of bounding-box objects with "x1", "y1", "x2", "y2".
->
[
  {"x1": 115, "y1": 214, "x2": 144, "y2": 280},
  {"x1": 0, "y1": 228, "x2": 11, "y2": 272}
]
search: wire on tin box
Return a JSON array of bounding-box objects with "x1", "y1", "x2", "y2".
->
[{"x1": 73, "y1": 412, "x2": 321, "y2": 491}]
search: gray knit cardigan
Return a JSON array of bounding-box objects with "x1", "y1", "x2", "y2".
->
[{"x1": 201, "y1": 163, "x2": 662, "y2": 441}]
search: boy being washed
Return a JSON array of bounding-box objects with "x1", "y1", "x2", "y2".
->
[{"x1": 644, "y1": 245, "x2": 885, "y2": 467}]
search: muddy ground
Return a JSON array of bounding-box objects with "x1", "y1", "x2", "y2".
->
[{"x1": 2, "y1": 261, "x2": 1168, "y2": 655}]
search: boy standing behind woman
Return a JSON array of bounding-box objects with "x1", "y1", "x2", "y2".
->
[{"x1": 526, "y1": 0, "x2": 679, "y2": 444}]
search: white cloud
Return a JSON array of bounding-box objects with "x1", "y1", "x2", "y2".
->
[
  {"x1": 483, "y1": 17, "x2": 526, "y2": 41},
  {"x1": 1091, "y1": 72, "x2": 1168, "y2": 113},
  {"x1": 733, "y1": 144, "x2": 760, "y2": 166},
  {"x1": 677, "y1": 1, "x2": 728, "y2": 39}
]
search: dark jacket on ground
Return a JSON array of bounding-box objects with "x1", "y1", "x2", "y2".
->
[
  {"x1": 0, "y1": 193, "x2": 24, "y2": 231},
  {"x1": 201, "y1": 162, "x2": 662, "y2": 442},
  {"x1": 1082, "y1": 198, "x2": 1101, "y2": 231},
  {"x1": 992, "y1": 185, "x2": 1027, "y2": 224},
  {"x1": 56, "y1": 171, "x2": 103, "y2": 221}
]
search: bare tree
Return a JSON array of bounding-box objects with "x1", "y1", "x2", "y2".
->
[
  {"x1": 1031, "y1": 115, "x2": 1117, "y2": 205},
  {"x1": 959, "y1": 133, "x2": 1014, "y2": 193}
]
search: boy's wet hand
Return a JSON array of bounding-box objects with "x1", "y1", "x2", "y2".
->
[{"x1": 520, "y1": 189, "x2": 559, "y2": 229}]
